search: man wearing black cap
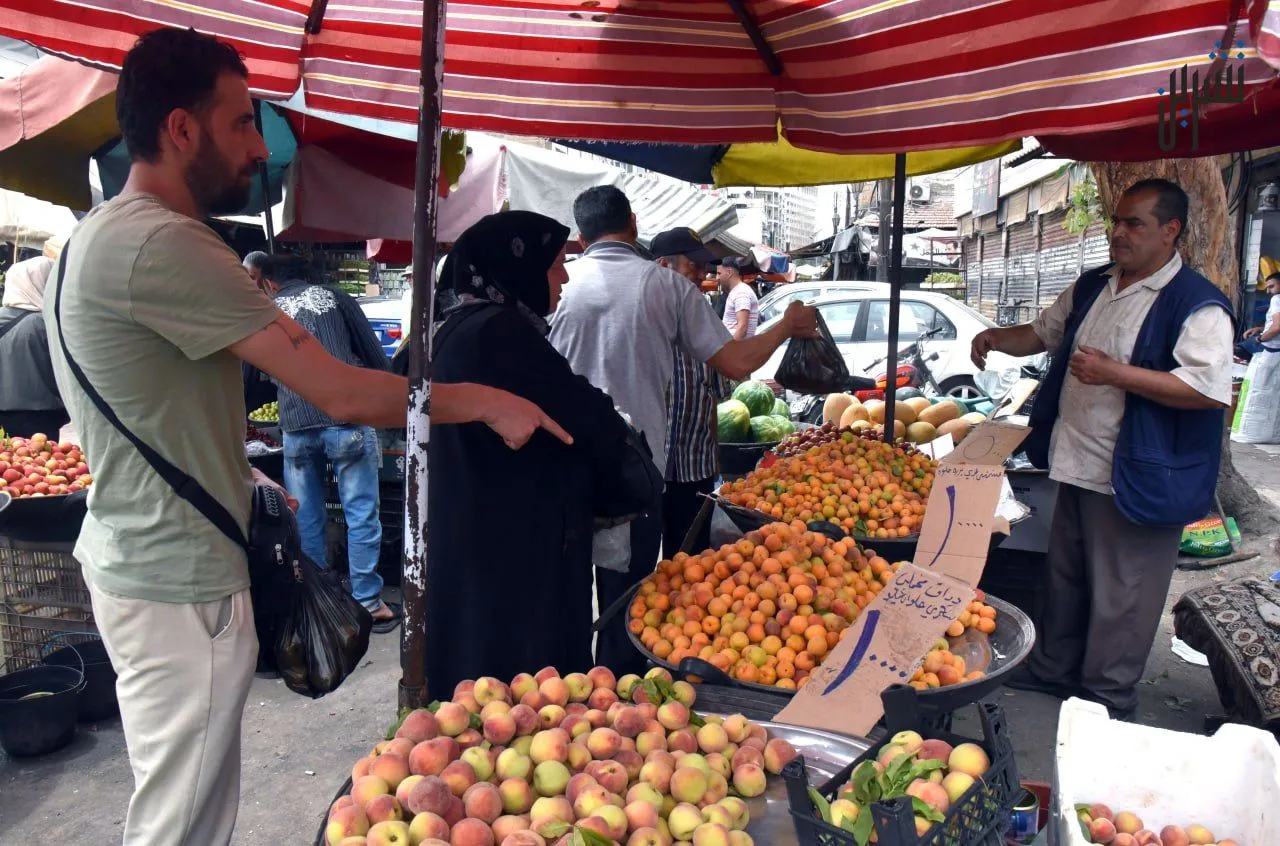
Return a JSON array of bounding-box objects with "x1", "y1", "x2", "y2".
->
[{"x1": 652, "y1": 228, "x2": 734, "y2": 557}]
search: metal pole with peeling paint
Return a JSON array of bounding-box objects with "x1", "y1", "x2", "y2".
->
[{"x1": 400, "y1": 0, "x2": 447, "y2": 710}]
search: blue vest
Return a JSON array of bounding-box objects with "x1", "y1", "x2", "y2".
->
[{"x1": 1025, "y1": 262, "x2": 1232, "y2": 527}]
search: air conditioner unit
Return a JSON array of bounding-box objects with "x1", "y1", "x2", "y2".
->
[{"x1": 909, "y1": 182, "x2": 932, "y2": 202}]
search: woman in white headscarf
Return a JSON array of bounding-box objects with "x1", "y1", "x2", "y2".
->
[{"x1": 0, "y1": 253, "x2": 69, "y2": 437}]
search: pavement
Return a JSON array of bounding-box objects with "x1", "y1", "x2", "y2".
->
[{"x1": 2, "y1": 443, "x2": 1278, "y2": 842}]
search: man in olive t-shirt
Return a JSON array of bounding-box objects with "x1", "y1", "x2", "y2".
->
[{"x1": 45, "y1": 30, "x2": 571, "y2": 846}]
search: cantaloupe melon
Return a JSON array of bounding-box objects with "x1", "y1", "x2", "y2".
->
[
  {"x1": 823, "y1": 393, "x2": 854, "y2": 426},
  {"x1": 936, "y1": 418, "x2": 972, "y2": 443},
  {"x1": 906, "y1": 421, "x2": 937, "y2": 444},
  {"x1": 849, "y1": 419, "x2": 873, "y2": 435},
  {"x1": 839, "y1": 403, "x2": 869, "y2": 429},
  {"x1": 867, "y1": 400, "x2": 916, "y2": 426},
  {"x1": 919, "y1": 400, "x2": 962, "y2": 427},
  {"x1": 863, "y1": 399, "x2": 884, "y2": 421},
  {"x1": 960, "y1": 411, "x2": 987, "y2": 426},
  {"x1": 905, "y1": 397, "x2": 932, "y2": 415}
]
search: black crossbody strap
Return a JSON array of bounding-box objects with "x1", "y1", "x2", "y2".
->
[
  {"x1": 52, "y1": 243, "x2": 249, "y2": 550},
  {"x1": 0, "y1": 309, "x2": 37, "y2": 343}
]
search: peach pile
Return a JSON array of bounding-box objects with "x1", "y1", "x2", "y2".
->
[
  {"x1": 629, "y1": 523, "x2": 997, "y2": 692},
  {"x1": 0, "y1": 432, "x2": 93, "y2": 498},
  {"x1": 815, "y1": 730, "x2": 994, "y2": 842},
  {"x1": 723, "y1": 429, "x2": 936, "y2": 538},
  {"x1": 326, "y1": 665, "x2": 802, "y2": 846},
  {"x1": 1077, "y1": 805, "x2": 1243, "y2": 846}
]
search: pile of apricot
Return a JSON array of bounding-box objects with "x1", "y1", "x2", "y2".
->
[
  {"x1": 630, "y1": 522, "x2": 1000, "y2": 692},
  {"x1": 719, "y1": 432, "x2": 937, "y2": 538}
]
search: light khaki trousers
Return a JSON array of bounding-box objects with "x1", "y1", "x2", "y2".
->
[{"x1": 87, "y1": 574, "x2": 257, "y2": 846}]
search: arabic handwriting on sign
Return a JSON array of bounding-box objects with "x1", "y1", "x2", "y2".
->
[
  {"x1": 926, "y1": 484, "x2": 957, "y2": 569},
  {"x1": 881, "y1": 575, "x2": 965, "y2": 621},
  {"x1": 1157, "y1": 49, "x2": 1247, "y2": 152},
  {"x1": 821, "y1": 609, "x2": 880, "y2": 696}
]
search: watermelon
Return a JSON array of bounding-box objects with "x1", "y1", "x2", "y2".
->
[
  {"x1": 717, "y1": 399, "x2": 752, "y2": 443},
  {"x1": 748, "y1": 415, "x2": 790, "y2": 443},
  {"x1": 772, "y1": 398, "x2": 790, "y2": 417},
  {"x1": 732, "y1": 380, "x2": 778, "y2": 418},
  {"x1": 772, "y1": 415, "x2": 796, "y2": 436}
]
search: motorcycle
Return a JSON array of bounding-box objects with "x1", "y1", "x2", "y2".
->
[{"x1": 855, "y1": 326, "x2": 951, "y2": 402}]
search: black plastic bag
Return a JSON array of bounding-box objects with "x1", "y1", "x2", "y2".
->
[
  {"x1": 274, "y1": 557, "x2": 373, "y2": 698},
  {"x1": 775, "y1": 311, "x2": 851, "y2": 394}
]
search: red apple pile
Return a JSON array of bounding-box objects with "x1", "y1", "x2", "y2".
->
[
  {"x1": 327, "y1": 665, "x2": 803, "y2": 846},
  {"x1": 0, "y1": 432, "x2": 93, "y2": 498}
]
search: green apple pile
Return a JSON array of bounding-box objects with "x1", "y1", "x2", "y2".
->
[
  {"x1": 249, "y1": 401, "x2": 279, "y2": 423},
  {"x1": 327, "y1": 666, "x2": 802, "y2": 846},
  {"x1": 810, "y1": 730, "x2": 993, "y2": 845}
]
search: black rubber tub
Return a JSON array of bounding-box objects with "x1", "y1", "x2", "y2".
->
[
  {"x1": 42, "y1": 637, "x2": 118, "y2": 722},
  {"x1": 0, "y1": 662, "x2": 83, "y2": 756}
]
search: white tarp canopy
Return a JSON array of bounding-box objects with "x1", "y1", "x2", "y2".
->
[{"x1": 0, "y1": 187, "x2": 76, "y2": 248}]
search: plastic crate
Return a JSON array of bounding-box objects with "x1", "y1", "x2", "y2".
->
[
  {"x1": 784, "y1": 685, "x2": 1020, "y2": 846},
  {"x1": 0, "y1": 535, "x2": 96, "y2": 673}
]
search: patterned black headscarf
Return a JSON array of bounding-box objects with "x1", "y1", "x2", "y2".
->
[{"x1": 433, "y1": 210, "x2": 570, "y2": 336}]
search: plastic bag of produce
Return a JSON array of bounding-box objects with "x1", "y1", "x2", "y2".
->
[
  {"x1": 1179, "y1": 516, "x2": 1241, "y2": 557},
  {"x1": 774, "y1": 311, "x2": 850, "y2": 394},
  {"x1": 274, "y1": 557, "x2": 372, "y2": 698}
]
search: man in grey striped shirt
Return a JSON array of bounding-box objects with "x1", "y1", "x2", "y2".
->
[{"x1": 653, "y1": 228, "x2": 733, "y2": 558}]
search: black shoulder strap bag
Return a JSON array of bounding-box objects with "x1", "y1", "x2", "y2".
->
[{"x1": 50, "y1": 243, "x2": 312, "y2": 662}]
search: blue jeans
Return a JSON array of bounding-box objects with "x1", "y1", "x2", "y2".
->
[{"x1": 283, "y1": 425, "x2": 384, "y2": 610}]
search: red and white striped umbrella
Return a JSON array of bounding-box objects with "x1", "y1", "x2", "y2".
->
[{"x1": 1, "y1": 0, "x2": 1278, "y2": 153}]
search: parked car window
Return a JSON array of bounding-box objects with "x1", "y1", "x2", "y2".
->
[
  {"x1": 759, "y1": 289, "x2": 813, "y2": 325},
  {"x1": 907, "y1": 302, "x2": 957, "y2": 340},
  {"x1": 863, "y1": 300, "x2": 956, "y2": 343},
  {"x1": 817, "y1": 301, "x2": 863, "y2": 342}
]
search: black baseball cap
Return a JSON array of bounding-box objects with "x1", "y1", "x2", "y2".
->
[{"x1": 651, "y1": 228, "x2": 718, "y2": 262}]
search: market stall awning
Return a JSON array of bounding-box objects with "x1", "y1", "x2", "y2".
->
[
  {"x1": 1, "y1": 1, "x2": 1278, "y2": 154},
  {"x1": 0, "y1": 187, "x2": 76, "y2": 247},
  {"x1": 556, "y1": 136, "x2": 1021, "y2": 188}
]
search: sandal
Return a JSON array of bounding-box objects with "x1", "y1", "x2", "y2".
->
[{"x1": 370, "y1": 601, "x2": 402, "y2": 634}]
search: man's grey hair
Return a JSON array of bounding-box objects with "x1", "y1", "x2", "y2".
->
[{"x1": 243, "y1": 251, "x2": 275, "y2": 279}]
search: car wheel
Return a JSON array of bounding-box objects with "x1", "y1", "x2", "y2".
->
[{"x1": 940, "y1": 377, "x2": 982, "y2": 400}]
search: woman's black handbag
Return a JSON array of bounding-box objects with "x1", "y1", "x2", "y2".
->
[{"x1": 51, "y1": 242, "x2": 371, "y2": 697}]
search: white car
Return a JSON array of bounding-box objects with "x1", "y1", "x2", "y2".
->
[
  {"x1": 752, "y1": 290, "x2": 1025, "y2": 399},
  {"x1": 757, "y1": 281, "x2": 888, "y2": 326}
]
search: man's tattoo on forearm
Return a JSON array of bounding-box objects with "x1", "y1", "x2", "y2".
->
[{"x1": 270, "y1": 320, "x2": 314, "y2": 350}]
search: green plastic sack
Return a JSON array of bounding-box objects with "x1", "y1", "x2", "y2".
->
[{"x1": 1179, "y1": 516, "x2": 1241, "y2": 557}]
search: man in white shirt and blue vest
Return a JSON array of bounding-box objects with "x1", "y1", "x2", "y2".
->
[{"x1": 971, "y1": 178, "x2": 1233, "y2": 720}]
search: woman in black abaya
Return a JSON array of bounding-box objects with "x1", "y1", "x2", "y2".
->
[{"x1": 425, "y1": 211, "x2": 657, "y2": 695}]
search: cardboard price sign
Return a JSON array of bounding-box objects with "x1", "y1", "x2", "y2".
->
[{"x1": 775, "y1": 421, "x2": 1029, "y2": 737}]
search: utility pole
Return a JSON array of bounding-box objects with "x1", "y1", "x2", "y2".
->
[{"x1": 877, "y1": 178, "x2": 892, "y2": 282}]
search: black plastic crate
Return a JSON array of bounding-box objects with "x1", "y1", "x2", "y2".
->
[{"x1": 783, "y1": 685, "x2": 1019, "y2": 846}]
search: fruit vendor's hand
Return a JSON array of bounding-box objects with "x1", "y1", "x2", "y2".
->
[
  {"x1": 478, "y1": 387, "x2": 574, "y2": 450},
  {"x1": 970, "y1": 328, "x2": 997, "y2": 369},
  {"x1": 1068, "y1": 345, "x2": 1119, "y2": 386},
  {"x1": 1244, "y1": 326, "x2": 1262, "y2": 339},
  {"x1": 782, "y1": 301, "x2": 819, "y2": 338},
  {"x1": 251, "y1": 468, "x2": 298, "y2": 511}
]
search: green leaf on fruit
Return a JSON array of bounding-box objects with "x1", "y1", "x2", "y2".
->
[
  {"x1": 850, "y1": 806, "x2": 874, "y2": 846},
  {"x1": 808, "y1": 786, "x2": 833, "y2": 823},
  {"x1": 538, "y1": 821, "x2": 572, "y2": 840},
  {"x1": 907, "y1": 758, "x2": 945, "y2": 780},
  {"x1": 573, "y1": 827, "x2": 614, "y2": 846},
  {"x1": 426, "y1": 700, "x2": 442, "y2": 713},
  {"x1": 469, "y1": 713, "x2": 483, "y2": 731},
  {"x1": 642, "y1": 678, "x2": 662, "y2": 705},
  {"x1": 910, "y1": 797, "x2": 944, "y2": 823},
  {"x1": 1074, "y1": 804, "x2": 1093, "y2": 815},
  {"x1": 850, "y1": 761, "x2": 881, "y2": 804},
  {"x1": 384, "y1": 706, "x2": 412, "y2": 740},
  {"x1": 688, "y1": 710, "x2": 706, "y2": 729},
  {"x1": 883, "y1": 752, "x2": 914, "y2": 792}
]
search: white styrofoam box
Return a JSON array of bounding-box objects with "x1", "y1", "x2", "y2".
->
[{"x1": 1050, "y1": 698, "x2": 1280, "y2": 846}]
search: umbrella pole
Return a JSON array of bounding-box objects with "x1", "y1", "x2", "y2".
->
[
  {"x1": 401, "y1": 0, "x2": 447, "y2": 711},
  {"x1": 882, "y1": 154, "x2": 907, "y2": 443},
  {"x1": 252, "y1": 102, "x2": 276, "y2": 254}
]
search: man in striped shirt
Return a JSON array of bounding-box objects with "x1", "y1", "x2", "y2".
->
[{"x1": 653, "y1": 229, "x2": 734, "y2": 558}]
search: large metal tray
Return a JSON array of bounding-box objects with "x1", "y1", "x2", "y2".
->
[
  {"x1": 710, "y1": 714, "x2": 868, "y2": 846},
  {"x1": 311, "y1": 716, "x2": 866, "y2": 846},
  {"x1": 627, "y1": 588, "x2": 1035, "y2": 715}
]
